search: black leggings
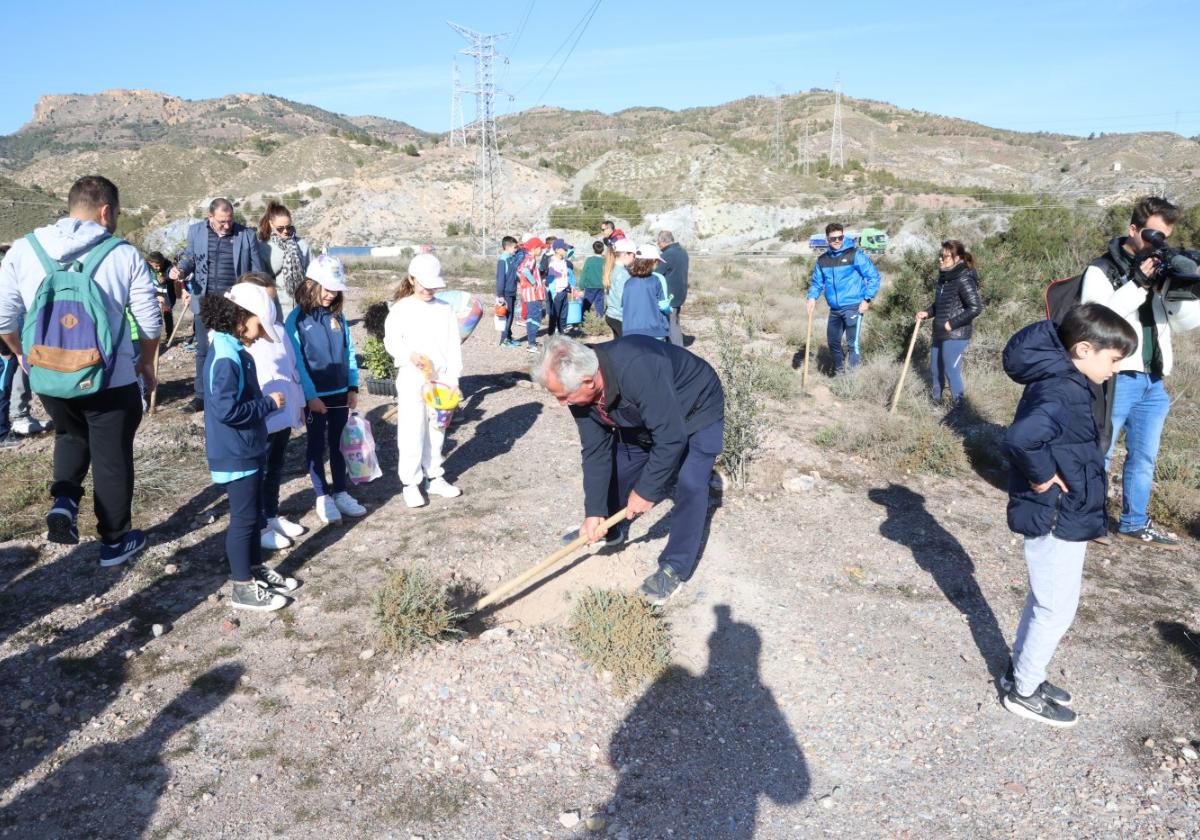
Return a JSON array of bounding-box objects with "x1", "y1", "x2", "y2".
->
[{"x1": 606, "y1": 316, "x2": 623, "y2": 338}]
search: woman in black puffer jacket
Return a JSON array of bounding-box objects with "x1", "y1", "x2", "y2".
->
[{"x1": 916, "y1": 239, "x2": 983, "y2": 405}]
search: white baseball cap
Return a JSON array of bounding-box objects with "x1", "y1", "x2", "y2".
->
[
  {"x1": 634, "y1": 244, "x2": 663, "y2": 261},
  {"x1": 224, "y1": 283, "x2": 280, "y2": 342},
  {"x1": 305, "y1": 254, "x2": 348, "y2": 292},
  {"x1": 612, "y1": 238, "x2": 637, "y2": 254},
  {"x1": 408, "y1": 253, "x2": 446, "y2": 289}
]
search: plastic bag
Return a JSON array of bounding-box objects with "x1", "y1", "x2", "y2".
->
[{"x1": 340, "y1": 412, "x2": 383, "y2": 484}]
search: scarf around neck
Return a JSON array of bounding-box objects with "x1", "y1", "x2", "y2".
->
[{"x1": 273, "y1": 233, "x2": 304, "y2": 298}]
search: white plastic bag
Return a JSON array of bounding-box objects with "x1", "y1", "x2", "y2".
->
[{"x1": 340, "y1": 412, "x2": 383, "y2": 484}]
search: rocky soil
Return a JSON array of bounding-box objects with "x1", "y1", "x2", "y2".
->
[{"x1": 0, "y1": 273, "x2": 1198, "y2": 838}]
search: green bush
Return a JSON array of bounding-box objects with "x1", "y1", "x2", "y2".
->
[
  {"x1": 373, "y1": 568, "x2": 466, "y2": 655},
  {"x1": 361, "y1": 336, "x2": 395, "y2": 380},
  {"x1": 548, "y1": 184, "x2": 644, "y2": 232},
  {"x1": 580, "y1": 310, "x2": 610, "y2": 337},
  {"x1": 567, "y1": 588, "x2": 671, "y2": 696}
]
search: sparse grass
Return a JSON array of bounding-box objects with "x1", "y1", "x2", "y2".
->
[
  {"x1": 376, "y1": 780, "x2": 469, "y2": 824},
  {"x1": 372, "y1": 568, "x2": 466, "y2": 655},
  {"x1": 0, "y1": 449, "x2": 53, "y2": 541},
  {"x1": 566, "y1": 587, "x2": 671, "y2": 696},
  {"x1": 580, "y1": 310, "x2": 610, "y2": 337}
]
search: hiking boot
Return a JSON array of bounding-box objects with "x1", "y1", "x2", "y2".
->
[
  {"x1": 260, "y1": 528, "x2": 293, "y2": 551},
  {"x1": 46, "y1": 496, "x2": 80, "y2": 545},
  {"x1": 100, "y1": 529, "x2": 148, "y2": 568},
  {"x1": 1000, "y1": 660, "x2": 1072, "y2": 706},
  {"x1": 426, "y1": 477, "x2": 462, "y2": 499},
  {"x1": 332, "y1": 491, "x2": 366, "y2": 518},
  {"x1": 639, "y1": 567, "x2": 683, "y2": 606},
  {"x1": 1002, "y1": 686, "x2": 1077, "y2": 728},
  {"x1": 231, "y1": 579, "x2": 289, "y2": 612},
  {"x1": 403, "y1": 484, "x2": 426, "y2": 509},
  {"x1": 1118, "y1": 520, "x2": 1181, "y2": 551},
  {"x1": 315, "y1": 495, "x2": 341, "y2": 524},
  {"x1": 251, "y1": 564, "x2": 299, "y2": 595},
  {"x1": 179, "y1": 397, "x2": 204, "y2": 414},
  {"x1": 268, "y1": 516, "x2": 305, "y2": 539}
]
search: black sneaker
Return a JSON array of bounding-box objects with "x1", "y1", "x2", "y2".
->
[
  {"x1": 231, "y1": 580, "x2": 289, "y2": 612},
  {"x1": 46, "y1": 497, "x2": 80, "y2": 545},
  {"x1": 0, "y1": 433, "x2": 22, "y2": 450},
  {"x1": 1000, "y1": 660, "x2": 1072, "y2": 706},
  {"x1": 605, "y1": 525, "x2": 629, "y2": 548},
  {"x1": 1118, "y1": 520, "x2": 1181, "y2": 551},
  {"x1": 179, "y1": 397, "x2": 204, "y2": 414},
  {"x1": 99, "y1": 529, "x2": 147, "y2": 567},
  {"x1": 1002, "y1": 686, "x2": 1077, "y2": 728},
  {"x1": 638, "y1": 567, "x2": 683, "y2": 606},
  {"x1": 251, "y1": 564, "x2": 299, "y2": 595}
]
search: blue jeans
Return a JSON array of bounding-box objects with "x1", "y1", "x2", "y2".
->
[
  {"x1": 1106, "y1": 371, "x2": 1170, "y2": 533},
  {"x1": 524, "y1": 300, "x2": 544, "y2": 347},
  {"x1": 930, "y1": 339, "x2": 968, "y2": 401},
  {"x1": 826, "y1": 305, "x2": 864, "y2": 373},
  {"x1": 607, "y1": 419, "x2": 724, "y2": 581},
  {"x1": 0, "y1": 353, "x2": 17, "y2": 437},
  {"x1": 581, "y1": 288, "x2": 605, "y2": 319}
]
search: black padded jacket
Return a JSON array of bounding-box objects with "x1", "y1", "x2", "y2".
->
[{"x1": 926, "y1": 264, "x2": 983, "y2": 342}]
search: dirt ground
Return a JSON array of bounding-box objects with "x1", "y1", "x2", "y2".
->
[{"x1": 1, "y1": 273, "x2": 1199, "y2": 839}]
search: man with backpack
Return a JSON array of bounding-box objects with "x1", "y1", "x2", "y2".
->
[
  {"x1": 1079, "y1": 196, "x2": 1184, "y2": 549},
  {"x1": 169, "y1": 198, "x2": 263, "y2": 413},
  {"x1": 0, "y1": 175, "x2": 161, "y2": 566},
  {"x1": 806, "y1": 222, "x2": 882, "y2": 374}
]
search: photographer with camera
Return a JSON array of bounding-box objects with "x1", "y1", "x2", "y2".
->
[{"x1": 1081, "y1": 196, "x2": 1187, "y2": 549}]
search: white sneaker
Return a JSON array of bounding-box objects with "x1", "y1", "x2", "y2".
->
[
  {"x1": 11, "y1": 417, "x2": 46, "y2": 436},
  {"x1": 403, "y1": 485, "x2": 426, "y2": 508},
  {"x1": 426, "y1": 477, "x2": 462, "y2": 498},
  {"x1": 332, "y1": 491, "x2": 366, "y2": 518},
  {"x1": 260, "y1": 528, "x2": 293, "y2": 551},
  {"x1": 316, "y1": 495, "x2": 341, "y2": 524},
  {"x1": 269, "y1": 516, "x2": 305, "y2": 539}
]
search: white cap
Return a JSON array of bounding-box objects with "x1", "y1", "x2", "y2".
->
[
  {"x1": 224, "y1": 283, "x2": 280, "y2": 342},
  {"x1": 408, "y1": 253, "x2": 446, "y2": 289},
  {"x1": 634, "y1": 244, "x2": 663, "y2": 261},
  {"x1": 612, "y1": 238, "x2": 637, "y2": 254},
  {"x1": 305, "y1": 254, "x2": 348, "y2": 292}
]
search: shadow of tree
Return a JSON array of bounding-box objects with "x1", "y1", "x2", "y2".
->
[{"x1": 604, "y1": 605, "x2": 808, "y2": 837}]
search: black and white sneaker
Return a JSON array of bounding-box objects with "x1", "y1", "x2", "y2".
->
[
  {"x1": 46, "y1": 496, "x2": 80, "y2": 545},
  {"x1": 231, "y1": 579, "x2": 289, "y2": 612},
  {"x1": 1118, "y1": 520, "x2": 1181, "y2": 551},
  {"x1": 251, "y1": 564, "x2": 299, "y2": 595},
  {"x1": 1000, "y1": 660, "x2": 1072, "y2": 706},
  {"x1": 638, "y1": 567, "x2": 683, "y2": 606},
  {"x1": 1002, "y1": 686, "x2": 1077, "y2": 728}
]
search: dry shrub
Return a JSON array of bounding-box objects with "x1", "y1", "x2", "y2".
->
[
  {"x1": 373, "y1": 568, "x2": 466, "y2": 655},
  {"x1": 580, "y1": 310, "x2": 610, "y2": 337},
  {"x1": 811, "y1": 413, "x2": 969, "y2": 477},
  {"x1": 567, "y1": 587, "x2": 671, "y2": 695}
]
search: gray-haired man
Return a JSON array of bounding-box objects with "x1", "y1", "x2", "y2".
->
[{"x1": 657, "y1": 230, "x2": 689, "y2": 347}]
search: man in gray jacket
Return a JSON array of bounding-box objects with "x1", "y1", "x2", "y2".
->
[
  {"x1": 170, "y1": 198, "x2": 263, "y2": 412},
  {"x1": 0, "y1": 175, "x2": 161, "y2": 566},
  {"x1": 657, "y1": 230, "x2": 689, "y2": 347}
]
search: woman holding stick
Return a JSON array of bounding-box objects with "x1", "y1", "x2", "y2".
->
[{"x1": 916, "y1": 240, "x2": 983, "y2": 408}]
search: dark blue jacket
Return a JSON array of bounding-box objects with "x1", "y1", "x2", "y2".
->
[
  {"x1": 658, "y1": 242, "x2": 689, "y2": 308},
  {"x1": 176, "y1": 221, "x2": 263, "y2": 297},
  {"x1": 570, "y1": 335, "x2": 724, "y2": 517},
  {"x1": 620, "y1": 274, "x2": 670, "y2": 339},
  {"x1": 807, "y1": 239, "x2": 882, "y2": 309},
  {"x1": 1002, "y1": 321, "x2": 1107, "y2": 542},
  {"x1": 285, "y1": 306, "x2": 360, "y2": 400},
  {"x1": 495, "y1": 249, "x2": 522, "y2": 297},
  {"x1": 203, "y1": 332, "x2": 276, "y2": 473}
]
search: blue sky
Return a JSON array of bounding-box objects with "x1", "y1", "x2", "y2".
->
[{"x1": 2, "y1": 0, "x2": 1199, "y2": 138}]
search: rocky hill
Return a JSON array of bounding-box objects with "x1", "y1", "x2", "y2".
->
[{"x1": 1, "y1": 87, "x2": 1197, "y2": 249}]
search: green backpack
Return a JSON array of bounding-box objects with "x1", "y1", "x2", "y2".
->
[{"x1": 20, "y1": 233, "x2": 126, "y2": 399}]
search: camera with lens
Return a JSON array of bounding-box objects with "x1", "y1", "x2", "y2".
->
[{"x1": 1140, "y1": 229, "x2": 1200, "y2": 332}]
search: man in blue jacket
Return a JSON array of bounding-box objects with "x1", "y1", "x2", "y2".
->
[
  {"x1": 806, "y1": 222, "x2": 881, "y2": 374},
  {"x1": 170, "y1": 198, "x2": 264, "y2": 412},
  {"x1": 533, "y1": 334, "x2": 725, "y2": 605}
]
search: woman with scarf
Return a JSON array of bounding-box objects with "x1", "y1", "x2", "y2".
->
[
  {"x1": 915, "y1": 240, "x2": 983, "y2": 407},
  {"x1": 258, "y1": 201, "x2": 311, "y2": 317}
]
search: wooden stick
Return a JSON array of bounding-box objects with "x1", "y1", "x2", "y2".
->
[
  {"x1": 469, "y1": 508, "x2": 629, "y2": 613},
  {"x1": 889, "y1": 318, "x2": 923, "y2": 415},
  {"x1": 149, "y1": 305, "x2": 191, "y2": 415},
  {"x1": 801, "y1": 308, "x2": 814, "y2": 390}
]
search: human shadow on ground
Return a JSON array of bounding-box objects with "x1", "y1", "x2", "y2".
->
[
  {"x1": 603, "y1": 605, "x2": 808, "y2": 837},
  {"x1": 936, "y1": 395, "x2": 1009, "y2": 491},
  {"x1": 442, "y1": 401, "x2": 543, "y2": 484},
  {"x1": 0, "y1": 663, "x2": 243, "y2": 837},
  {"x1": 868, "y1": 483, "x2": 1008, "y2": 681},
  {"x1": 1155, "y1": 621, "x2": 1200, "y2": 677}
]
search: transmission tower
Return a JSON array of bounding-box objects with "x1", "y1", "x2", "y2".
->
[
  {"x1": 828, "y1": 75, "x2": 844, "y2": 169},
  {"x1": 449, "y1": 63, "x2": 466, "y2": 148},
  {"x1": 448, "y1": 21, "x2": 509, "y2": 255},
  {"x1": 867, "y1": 132, "x2": 875, "y2": 170},
  {"x1": 800, "y1": 119, "x2": 811, "y2": 176},
  {"x1": 770, "y1": 88, "x2": 784, "y2": 167}
]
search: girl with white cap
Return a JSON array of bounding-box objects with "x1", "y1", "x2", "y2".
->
[
  {"x1": 383, "y1": 253, "x2": 464, "y2": 508},
  {"x1": 201, "y1": 283, "x2": 299, "y2": 612},
  {"x1": 284, "y1": 255, "x2": 367, "y2": 524}
]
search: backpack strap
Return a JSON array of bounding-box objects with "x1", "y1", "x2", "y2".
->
[
  {"x1": 24, "y1": 233, "x2": 62, "y2": 276},
  {"x1": 79, "y1": 235, "x2": 124, "y2": 279}
]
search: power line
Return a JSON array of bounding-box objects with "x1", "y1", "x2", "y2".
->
[
  {"x1": 533, "y1": 0, "x2": 602, "y2": 107},
  {"x1": 511, "y1": 0, "x2": 600, "y2": 100}
]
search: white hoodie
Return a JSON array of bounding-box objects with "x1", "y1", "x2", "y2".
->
[
  {"x1": 0, "y1": 218, "x2": 161, "y2": 389},
  {"x1": 383, "y1": 295, "x2": 462, "y2": 387},
  {"x1": 248, "y1": 313, "x2": 305, "y2": 434}
]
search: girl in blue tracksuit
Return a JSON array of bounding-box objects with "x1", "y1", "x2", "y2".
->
[
  {"x1": 202, "y1": 284, "x2": 299, "y2": 613},
  {"x1": 999, "y1": 303, "x2": 1136, "y2": 728},
  {"x1": 284, "y1": 255, "x2": 366, "y2": 525},
  {"x1": 620, "y1": 246, "x2": 672, "y2": 340}
]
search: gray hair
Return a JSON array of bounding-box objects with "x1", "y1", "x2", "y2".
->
[
  {"x1": 532, "y1": 335, "x2": 599, "y2": 391},
  {"x1": 208, "y1": 197, "x2": 234, "y2": 215},
  {"x1": 657, "y1": 230, "x2": 675, "y2": 245}
]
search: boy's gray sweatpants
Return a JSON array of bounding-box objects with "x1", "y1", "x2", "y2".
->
[{"x1": 1011, "y1": 534, "x2": 1087, "y2": 697}]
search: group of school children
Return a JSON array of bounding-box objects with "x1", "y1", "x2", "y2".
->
[
  {"x1": 199, "y1": 253, "x2": 461, "y2": 613},
  {"x1": 493, "y1": 229, "x2": 674, "y2": 351}
]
